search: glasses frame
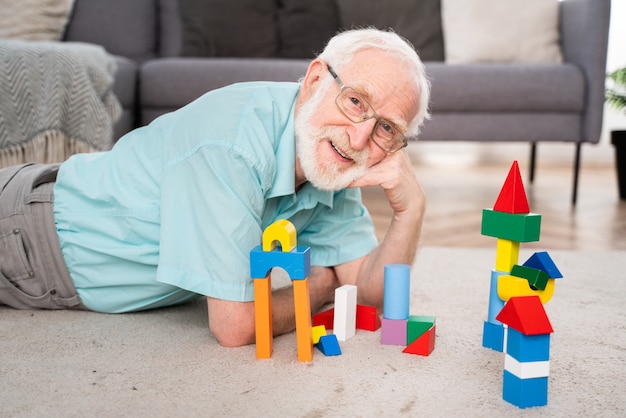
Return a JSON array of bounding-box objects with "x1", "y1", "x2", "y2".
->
[{"x1": 327, "y1": 65, "x2": 408, "y2": 153}]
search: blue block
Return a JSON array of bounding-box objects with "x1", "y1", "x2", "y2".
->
[
  {"x1": 250, "y1": 245, "x2": 311, "y2": 279},
  {"x1": 503, "y1": 370, "x2": 548, "y2": 408},
  {"x1": 488, "y1": 270, "x2": 506, "y2": 323},
  {"x1": 383, "y1": 264, "x2": 411, "y2": 320},
  {"x1": 507, "y1": 328, "x2": 551, "y2": 362},
  {"x1": 317, "y1": 334, "x2": 341, "y2": 356},
  {"x1": 523, "y1": 251, "x2": 563, "y2": 279},
  {"x1": 482, "y1": 321, "x2": 504, "y2": 352}
]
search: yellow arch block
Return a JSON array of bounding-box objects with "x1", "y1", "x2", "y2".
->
[
  {"x1": 497, "y1": 275, "x2": 555, "y2": 304},
  {"x1": 262, "y1": 219, "x2": 297, "y2": 252}
]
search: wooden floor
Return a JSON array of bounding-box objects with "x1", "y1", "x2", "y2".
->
[{"x1": 361, "y1": 143, "x2": 626, "y2": 251}]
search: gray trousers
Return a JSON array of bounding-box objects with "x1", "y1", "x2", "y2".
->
[{"x1": 0, "y1": 164, "x2": 84, "y2": 310}]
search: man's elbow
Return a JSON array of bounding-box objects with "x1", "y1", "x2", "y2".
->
[{"x1": 209, "y1": 321, "x2": 256, "y2": 347}]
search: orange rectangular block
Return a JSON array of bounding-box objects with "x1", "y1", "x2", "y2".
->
[
  {"x1": 293, "y1": 278, "x2": 313, "y2": 362},
  {"x1": 254, "y1": 276, "x2": 273, "y2": 359}
]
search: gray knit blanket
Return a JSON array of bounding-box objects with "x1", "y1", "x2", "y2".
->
[{"x1": 0, "y1": 40, "x2": 121, "y2": 166}]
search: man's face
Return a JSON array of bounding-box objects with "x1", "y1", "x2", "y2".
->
[
  {"x1": 295, "y1": 77, "x2": 371, "y2": 191},
  {"x1": 295, "y1": 51, "x2": 418, "y2": 191}
]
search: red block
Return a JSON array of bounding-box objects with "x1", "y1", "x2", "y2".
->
[
  {"x1": 356, "y1": 304, "x2": 381, "y2": 331},
  {"x1": 313, "y1": 308, "x2": 334, "y2": 330},
  {"x1": 403, "y1": 324, "x2": 436, "y2": 356}
]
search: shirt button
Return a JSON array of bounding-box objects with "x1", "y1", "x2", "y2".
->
[{"x1": 13, "y1": 228, "x2": 20, "y2": 234}]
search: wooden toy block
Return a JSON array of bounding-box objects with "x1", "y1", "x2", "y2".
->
[
  {"x1": 293, "y1": 278, "x2": 313, "y2": 362},
  {"x1": 505, "y1": 328, "x2": 551, "y2": 362},
  {"x1": 312, "y1": 325, "x2": 326, "y2": 345},
  {"x1": 356, "y1": 304, "x2": 381, "y2": 331},
  {"x1": 487, "y1": 270, "x2": 506, "y2": 323},
  {"x1": 505, "y1": 355, "x2": 550, "y2": 379},
  {"x1": 511, "y1": 264, "x2": 549, "y2": 291},
  {"x1": 403, "y1": 324, "x2": 436, "y2": 356},
  {"x1": 495, "y1": 238, "x2": 519, "y2": 272},
  {"x1": 482, "y1": 321, "x2": 505, "y2": 352},
  {"x1": 317, "y1": 334, "x2": 342, "y2": 356},
  {"x1": 383, "y1": 264, "x2": 411, "y2": 320},
  {"x1": 407, "y1": 315, "x2": 436, "y2": 345},
  {"x1": 262, "y1": 219, "x2": 297, "y2": 252},
  {"x1": 492, "y1": 160, "x2": 530, "y2": 214},
  {"x1": 333, "y1": 284, "x2": 357, "y2": 341},
  {"x1": 313, "y1": 308, "x2": 334, "y2": 329},
  {"x1": 481, "y1": 209, "x2": 541, "y2": 242},
  {"x1": 497, "y1": 275, "x2": 555, "y2": 304},
  {"x1": 523, "y1": 251, "x2": 563, "y2": 279},
  {"x1": 250, "y1": 245, "x2": 311, "y2": 280},
  {"x1": 503, "y1": 370, "x2": 548, "y2": 408},
  {"x1": 496, "y1": 296, "x2": 554, "y2": 336},
  {"x1": 381, "y1": 318, "x2": 407, "y2": 346},
  {"x1": 254, "y1": 276, "x2": 273, "y2": 359}
]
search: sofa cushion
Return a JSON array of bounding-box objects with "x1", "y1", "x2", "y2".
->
[
  {"x1": 424, "y1": 63, "x2": 584, "y2": 112},
  {"x1": 179, "y1": 0, "x2": 278, "y2": 57},
  {"x1": 277, "y1": 0, "x2": 340, "y2": 59},
  {"x1": 336, "y1": 0, "x2": 444, "y2": 62},
  {"x1": 0, "y1": 0, "x2": 74, "y2": 41},
  {"x1": 63, "y1": 0, "x2": 158, "y2": 62},
  {"x1": 139, "y1": 58, "x2": 309, "y2": 124},
  {"x1": 442, "y1": 0, "x2": 563, "y2": 64}
]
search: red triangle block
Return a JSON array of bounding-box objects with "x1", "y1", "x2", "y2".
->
[
  {"x1": 496, "y1": 296, "x2": 553, "y2": 335},
  {"x1": 403, "y1": 324, "x2": 436, "y2": 356},
  {"x1": 493, "y1": 161, "x2": 530, "y2": 214}
]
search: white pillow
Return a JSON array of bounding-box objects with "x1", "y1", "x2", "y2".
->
[
  {"x1": 442, "y1": 0, "x2": 563, "y2": 64},
  {"x1": 0, "y1": 0, "x2": 75, "y2": 42}
]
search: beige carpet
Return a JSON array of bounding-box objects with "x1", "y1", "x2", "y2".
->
[{"x1": 1, "y1": 247, "x2": 624, "y2": 417}]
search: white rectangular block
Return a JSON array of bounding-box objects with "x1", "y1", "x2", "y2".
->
[
  {"x1": 333, "y1": 285, "x2": 357, "y2": 341},
  {"x1": 504, "y1": 354, "x2": 550, "y2": 379}
]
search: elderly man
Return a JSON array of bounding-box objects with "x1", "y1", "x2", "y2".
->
[{"x1": 0, "y1": 28, "x2": 430, "y2": 347}]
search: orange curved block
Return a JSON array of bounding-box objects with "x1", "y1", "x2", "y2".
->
[
  {"x1": 262, "y1": 219, "x2": 297, "y2": 252},
  {"x1": 497, "y1": 275, "x2": 555, "y2": 304}
]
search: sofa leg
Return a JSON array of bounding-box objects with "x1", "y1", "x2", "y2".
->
[
  {"x1": 572, "y1": 142, "x2": 582, "y2": 206},
  {"x1": 529, "y1": 142, "x2": 537, "y2": 183}
]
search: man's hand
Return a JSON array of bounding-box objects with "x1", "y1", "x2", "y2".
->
[{"x1": 349, "y1": 150, "x2": 425, "y2": 217}]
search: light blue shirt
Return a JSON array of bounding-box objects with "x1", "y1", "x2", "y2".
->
[{"x1": 53, "y1": 82, "x2": 378, "y2": 313}]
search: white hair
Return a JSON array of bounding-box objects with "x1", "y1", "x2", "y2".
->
[{"x1": 316, "y1": 28, "x2": 431, "y2": 138}]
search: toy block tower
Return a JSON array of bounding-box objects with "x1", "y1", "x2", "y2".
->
[
  {"x1": 250, "y1": 219, "x2": 313, "y2": 362},
  {"x1": 481, "y1": 161, "x2": 541, "y2": 352},
  {"x1": 497, "y1": 296, "x2": 553, "y2": 408}
]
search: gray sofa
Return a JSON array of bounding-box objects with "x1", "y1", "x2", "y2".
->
[{"x1": 62, "y1": 0, "x2": 611, "y2": 204}]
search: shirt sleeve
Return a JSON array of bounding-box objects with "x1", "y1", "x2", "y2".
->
[
  {"x1": 156, "y1": 142, "x2": 268, "y2": 302},
  {"x1": 297, "y1": 188, "x2": 378, "y2": 267}
]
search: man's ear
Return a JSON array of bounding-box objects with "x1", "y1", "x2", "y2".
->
[{"x1": 300, "y1": 59, "x2": 325, "y2": 101}]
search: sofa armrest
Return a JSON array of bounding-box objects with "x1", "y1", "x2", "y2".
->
[{"x1": 560, "y1": 0, "x2": 611, "y2": 144}]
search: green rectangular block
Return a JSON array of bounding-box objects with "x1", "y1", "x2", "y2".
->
[
  {"x1": 481, "y1": 209, "x2": 541, "y2": 242},
  {"x1": 511, "y1": 264, "x2": 550, "y2": 290},
  {"x1": 407, "y1": 315, "x2": 436, "y2": 345}
]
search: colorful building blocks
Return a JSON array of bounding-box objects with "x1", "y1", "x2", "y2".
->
[
  {"x1": 312, "y1": 325, "x2": 327, "y2": 345},
  {"x1": 383, "y1": 264, "x2": 411, "y2": 320},
  {"x1": 251, "y1": 219, "x2": 313, "y2": 362},
  {"x1": 480, "y1": 161, "x2": 564, "y2": 408},
  {"x1": 381, "y1": 318, "x2": 408, "y2": 346}
]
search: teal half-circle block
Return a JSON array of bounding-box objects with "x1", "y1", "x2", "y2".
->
[
  {"x1": 481, "y1": 209, "x2": 541, "y2": 242},
  {"x1": 250, "y1": 245, "x2": 311, "y2": 279}
]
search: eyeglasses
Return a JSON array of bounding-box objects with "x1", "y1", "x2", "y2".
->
[{"x1": 327, "y1": 65, "x2": 408, "y2": 153}]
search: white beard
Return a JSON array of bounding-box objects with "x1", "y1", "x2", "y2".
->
[{"x1": 295, "y1": 84, "x2": 370, "y2": 191}]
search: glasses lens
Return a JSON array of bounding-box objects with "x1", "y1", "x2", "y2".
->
[{"x1": 337, "y1": 88, "x2": 371, "y2": 122}]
